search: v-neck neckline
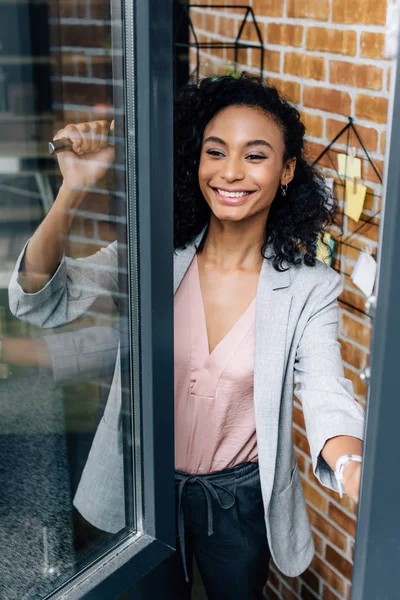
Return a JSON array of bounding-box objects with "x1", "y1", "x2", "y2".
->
[{"x1": 191, "y1": 254, "x2": 256, "y2": 360}]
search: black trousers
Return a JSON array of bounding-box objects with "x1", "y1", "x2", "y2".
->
[{"x1": 149, "y1": 461, "x2": 271, "y2": 600}]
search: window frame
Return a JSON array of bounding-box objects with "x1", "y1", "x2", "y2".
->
[
  {"x1": 351, "y1": 36, "x2": 400, "y2": 600},
  {"x1": 45, "y1": 0, "x2": 175, "y2": 597}
]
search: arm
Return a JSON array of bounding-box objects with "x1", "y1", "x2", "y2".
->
[
  {"x1": 19, "y1": 120, "x2": 115, "y2": 293},
  {"x1": 294, "y1": 268, "x2": 365, "y2": 500},
  {"x1": 321, "y1": 435, "x2": 362, "y2": 502},
  {"x1": 8, "y1": 120, "x2": 119, "y2": 328}
]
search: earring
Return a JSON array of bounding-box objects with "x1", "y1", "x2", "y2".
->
[{"x1": 281, "y1": 183, "x2": 288, "y2": 196}]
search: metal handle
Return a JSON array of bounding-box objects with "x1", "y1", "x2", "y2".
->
[{"x1": 48, "y1": 134, "x2": 115, "y2": 156}]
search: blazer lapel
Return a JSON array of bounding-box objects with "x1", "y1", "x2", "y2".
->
[
  {"x1": 173, "y1": 230, "x2": 206, "y2": 294},
  {"x1": 254, "y1": 257, "x2": 293, "y2": 509}
]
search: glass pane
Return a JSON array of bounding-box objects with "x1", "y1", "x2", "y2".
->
[{"x1": 0, "y1": 1, "x2": 136, "y2": 598}]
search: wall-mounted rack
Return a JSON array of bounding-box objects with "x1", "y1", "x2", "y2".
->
[
  {"x1": 174, "y1": 4, "x2": 264, "y2": 83},
  {"x1": 312, "y1": 117, "x2": 383, "y2": 318}
]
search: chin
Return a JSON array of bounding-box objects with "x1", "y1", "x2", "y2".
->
[{"x1": 211, "y1": 205, "x2": 251, "y2": 222}]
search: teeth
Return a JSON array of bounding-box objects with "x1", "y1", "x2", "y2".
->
[{"x1": 217, "y1": 189, "x2": 250, "y2": 198}]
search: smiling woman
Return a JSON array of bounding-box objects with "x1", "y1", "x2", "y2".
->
[
  {"x1": 174, "y1": 74, "x2": 336, "y2": 271},
  {"x1": 8, "y1": 73, "x2": 365, "y2": 599}
]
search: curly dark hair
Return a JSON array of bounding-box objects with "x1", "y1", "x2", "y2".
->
[{"x1": 174, "y1": 73, "x2": 336, "y2": 271}]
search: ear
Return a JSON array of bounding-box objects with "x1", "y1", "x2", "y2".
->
[{"x1": 281, "y1": 157, "x2": 296, "y2": 186}]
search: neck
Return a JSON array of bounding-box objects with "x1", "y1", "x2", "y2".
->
[{"x1": 200, "y1": 213, "x2": 267, "y2": 271}]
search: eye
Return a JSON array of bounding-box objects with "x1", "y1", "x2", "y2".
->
[
  {"x1": 246, "y1": 154, "x2": 267, "y2": 161},
  {"x1": 206, "y1": 149, "x2": 225, "y2": 158}
]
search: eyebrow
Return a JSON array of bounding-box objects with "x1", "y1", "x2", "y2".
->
[{"x1": 203, "y1": 136, "x2": 274, "y2": 151}]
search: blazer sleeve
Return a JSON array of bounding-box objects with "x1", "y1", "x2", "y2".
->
[
  {"x1": 294, "y1": 268, "x2": 365, "y2": 492},
  {"x1": 8, "y1": 240, "x2": 119, "y2": 328}
]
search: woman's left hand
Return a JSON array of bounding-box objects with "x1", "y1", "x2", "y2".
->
[{"x1": 342, "y1": 461, "x2": 362, "y2": 503}]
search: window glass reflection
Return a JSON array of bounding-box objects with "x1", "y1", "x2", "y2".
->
[{"x1": 0, "y1": 1, "x2": 134, "y2": 598}]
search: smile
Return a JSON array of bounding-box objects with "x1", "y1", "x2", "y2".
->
[
  {"x1": 211, "y1": 187, "x2": 257, "y2": 205},
  {"x1": 215, "y1": 188, "x2": 253, "y2": 198}
]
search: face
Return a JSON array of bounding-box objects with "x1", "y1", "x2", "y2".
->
[{"x1": 198, "y1": 105, "x2": 296, "y2": 224}]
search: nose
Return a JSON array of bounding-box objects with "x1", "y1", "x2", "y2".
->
[{"x1": 222, "y1": 155, "x2": 245, "y2": 182}]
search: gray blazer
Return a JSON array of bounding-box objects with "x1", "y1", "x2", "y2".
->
[{"x1": 8, "y1": 234, "x2": 365, "y2": 577}]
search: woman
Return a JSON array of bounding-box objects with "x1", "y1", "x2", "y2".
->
[{"x1": 9, "y1": 75, "x2": 365, "y2": 599}]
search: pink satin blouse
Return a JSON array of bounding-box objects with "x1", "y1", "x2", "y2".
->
[{"x1": 174, "y1": 255, "x2": 258, "y2": 474}]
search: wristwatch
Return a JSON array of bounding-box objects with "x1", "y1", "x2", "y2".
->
[{"x1": 334, "y1": 454, "x2": 362, "y2": 498}]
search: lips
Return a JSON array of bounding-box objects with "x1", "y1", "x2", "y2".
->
[{"x1": 211, "y1": 187, "x2": 256, "y2": 205}]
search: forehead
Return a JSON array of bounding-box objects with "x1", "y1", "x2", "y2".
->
[{"x1": 203, "y1": 105, "x2": 284, "y2": 143}]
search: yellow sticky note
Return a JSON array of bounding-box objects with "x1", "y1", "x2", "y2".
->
[
  {"x1": 344, "y1": 180, "x2": 367, "y2": 222},
  {"x1": 316, "y1": 232, "x2": 334, "y2": 266},
  {"x1": 338, "y1": 154, "x2": 362, "y2": 179}
]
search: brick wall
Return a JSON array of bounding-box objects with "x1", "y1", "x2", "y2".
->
[
  {"x1": 189, "y1": 0, "x2": 393, "y2": 598},
  {"x1": 49, "y1": 0, "x2": 116, "y2": 260}
]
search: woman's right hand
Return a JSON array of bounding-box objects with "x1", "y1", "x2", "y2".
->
[{"x1": 53, "y1": 120, "x2": 115, "y2": 192}]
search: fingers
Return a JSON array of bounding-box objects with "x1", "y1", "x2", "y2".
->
[{"x1": 53, "y1": 120, "x2": 112, "y2": 155}]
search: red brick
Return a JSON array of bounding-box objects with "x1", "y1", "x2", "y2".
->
[
  {"x1": 311, "y1": 556, "x2": 345, "y2": 595},
  {"x1": 341, "y1": 313, "x2": 371, "y2": 348},
  {"x1": 344, "y1": 366, "x2": 368, "y2": 398},
  {"x1": 295, "y1": 450, "x2": 306, "y2": 474},
  {"x1": 267, "y1": 23, "x2": 304, "y2": 47},
  {"x1": 53, "y1": 82, "x2": 113, "y2": 107},
  {"x1": 308, "y1": 506, "x2": 347, "y2": 552},
  {"x1": 326, "y1": 119, "x2": 378, "y2": 152},
  {"x1": 346, "y1": 218, "x2": 379, "y2": 242},
  {"x1": 252, "y1": 49, "x2": 280, "y2": 72},
  {"x1": 217, "y1": 16, "x2": 236, "y2": 38},
  {"x1": 293, "y1": 405, "x2": 306, "y2": 431},
  {"x1": 253, "y1": 0, "x2": 283, "y2": 17},
  {"x1": 355, "y1": 94, "x2": 388, "y2": 123},
  {"x1": 267, "y1": 77, "x2": 301, "y2": 104},
  {"x1": 190, "y1": 10, "x2": 205, "y2": 31},
  {"x1": 58, "y1": 24, "x2": 111, "y2": 48},
  {"x1": 302, "y1": 478, "x2": 328, "y2": 512},
  {"x1": 300, "y1": 585, "x2": 319, "y2": 600},
  {"x1": 305, "y1": 141, "x2": 338, "y2": 170},
  {"x1": 340, "y1": 289, "x2": 370, "y2": 317},
  {"x1": 88, "y1": 0, "x2": 111, "y2": 20},
  {"x1": 91, "y1": 56, "x2": 113, "y2": 80},
  {"x1": 313, "y1": 532, "x2": 324, "y2": 555},
  {"x1": 301, "y1": 112, "x2": 323, "y2": 138},
  {"x1": 322, "y1": 585, "x2": 342, "y2": 600},
  {"x1": 304, "y1": 87, "x2": 351, "y2": 116},
  {"x1": 287, "y1": 0, "x2": 329, "y2": 20},
  {"x1": 293, "y1": 427, "x2": 310, "y2": 455},
  {"x1": 306, "y1": 28, "x2": 356, "y2": 56},
  {"x1": 362, "y1": 159, "x2": 384, "y2": 184},
  {"x1": 340, "y1": 340, "x2": 365, "y2": 370},
  {"x1": 325, "y1": 545, "x2": 353, "y2": 580},
  {"x1": 360, "y1": 32, "x2": 387, "y2": 60},
  {"x1": 332, "y1": 0, "x2": 387, "y2": 25},
  {"x1": 380, "y1": 131, "x2": 387, "y2": 154},
  {"x1": 328, "y1": 503, "x2": 357, "y2": 537},
  {"x1": 284, "y1": 53, "x2": 325, "y2": 81},
  {"x1": 330, "y1": 61, "x2": 383, "y2": 91},
  {"x1": 300, "y1": 568, "x2": 320, "y2": 593}
]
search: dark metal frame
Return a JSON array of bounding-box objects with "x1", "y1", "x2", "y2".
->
[
  {"x1": 351, "y1": 45, "x2": 400, "y2": 600},
  {"x1": 43, "y1": 0, "x2": 175, "y2": 597},
  {"x1": 174, "y1": 4, "x2": 264, "y2": 83}
]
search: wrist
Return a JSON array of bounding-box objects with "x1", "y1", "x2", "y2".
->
[
  {"x1": 334, "y1": 454, "x2": 362, "y2": 498},
  {"x1": 58, "y1": 183, "x2": 87, "y2": 210}
]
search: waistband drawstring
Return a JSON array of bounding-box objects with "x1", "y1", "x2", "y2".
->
[{"x1": 175, "y1": 473, "x2": 236, "y2": 583}]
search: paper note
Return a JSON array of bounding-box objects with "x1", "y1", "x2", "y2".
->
[
  {"x1": 344, "y1": 180, "x2": 367, "y2": 222},
  {"x1": 351, "y1": 251, "x2": 377, "y2": 297},
  {"x1": 316, "y1": 232, "x2": 335, "y2": 266},
  {"x1": 338, "y1": 154, "x2": 362, "y2": 179}
]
